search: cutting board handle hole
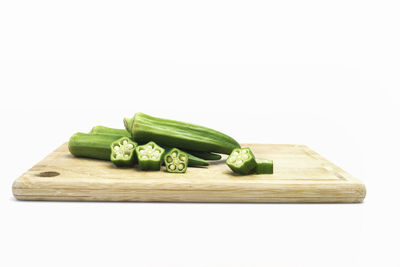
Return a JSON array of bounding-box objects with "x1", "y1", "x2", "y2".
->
[{"x1": 37, "y1": 171, "x2": 60, "y2": 177}]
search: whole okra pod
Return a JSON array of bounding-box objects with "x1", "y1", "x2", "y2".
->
[{"x1": 124, "y1": 112, "x2": 240, "y2": 154}]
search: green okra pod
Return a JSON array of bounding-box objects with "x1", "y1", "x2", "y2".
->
[
  {"x1": 110, "y1": 137, "x2": 137, "y2": 167},
  {"x1": 68, "y1": 132, "x2": 123, "y2": 160},
  {"x1": 164, "y1": 148, "x2": 188, "y2": 173},
  {"x1": 90, "y1": 126, "x2": 131, "y2": 137},
  {"x1": 91, "y1": 126, "x2": 219, "y2": 163},
  {"x1": 226, "y1": 147, "x2": 257, "y2": 175},
  {"x1": 136, "y1": 141, "x2": 165, "y2": 171},
  {"x1": 124, "y1": 112, "x2": 240, "y2": 154}
]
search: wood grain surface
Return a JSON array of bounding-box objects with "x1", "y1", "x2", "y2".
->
[{"x1": 12, "y1": 143, "x2": 366, "y2": 203}]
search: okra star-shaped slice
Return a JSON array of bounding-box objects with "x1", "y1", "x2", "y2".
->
[
  {"x1": 136, "y1": 141, "x2": 165, "y2": 171},
  {"x1": 226, "y1": 148, "x2": 257, "y2": 175},
  {"x1": 110, "y1": 137, "x2": 137, "y2": 167},
  {"x1": 164, "y1": 148, "x2": 188, "y2": 173}
]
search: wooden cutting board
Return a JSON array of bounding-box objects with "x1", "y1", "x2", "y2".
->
[{"x1": 12, "y1": 143, "x2": 366, "y2": 203}]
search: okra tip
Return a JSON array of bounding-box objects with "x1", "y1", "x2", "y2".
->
[{"x1": 124, "y1": 117, "x2": 134, "y2": 133}]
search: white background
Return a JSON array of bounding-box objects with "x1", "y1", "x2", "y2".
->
[{"x1": 1, "y1": 1, "x2": 399, "y2": 266}]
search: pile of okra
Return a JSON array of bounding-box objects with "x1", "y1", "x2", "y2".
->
[{"x1": 68, "y1": 112, "x2": 273, "y2": 175}]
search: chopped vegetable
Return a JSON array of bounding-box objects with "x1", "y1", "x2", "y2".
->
[
  {"x1": 164, "y1": 148, "x2": 188, "y2": 173},
  {"x1": 136, "y1": 141, "x2": 165, "y2": 171},
  {"x1": 255, "y1": 159, "x2": 273, "y2": 174},
  {"x1": 110, "y1": 137, "x2": 137, "y2": 167},
  {"x1": 226, "y1": 148, "x2": 257, "y2": 175}
]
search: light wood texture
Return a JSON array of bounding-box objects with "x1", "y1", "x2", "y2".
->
[{"x1": 12, "y1": 143, "x2": 366, "y2": 203}]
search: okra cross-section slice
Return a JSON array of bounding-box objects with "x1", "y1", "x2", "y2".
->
[
  {"x1": 255, "y1": 159, "x2": 273, "y2": 174},
  {"x1": 164, "y1": 148, "x2": 188, "y2": 173},
  {"x1": 136, "y1": 141, "x2": 165, "y2": 171},
  {"x1": 226, "y1": 148, "x2": 257, "y2": 175},
  {"x1": 110, "y1": 137, "x2": 137, "y2": 167}
]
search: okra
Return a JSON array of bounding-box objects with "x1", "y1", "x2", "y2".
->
[
  {"x1": 226, "y1": 148, "x2": 257, "y2": 175},
  {"x1": 124, "y1": 112, "x2": 240, "y2": 154},
  {"x1": 183, "y1": 150, "x2": 222, "y2": 161},
  {"x1": 92, "y1": 126, "x2": 218, "y2": 163},
  {"x1": 164, "y1": 148, "x2": 188, "y2": 173},
  {"x1": 110, "y1": 137, "x2": 137, "y2": 167},
  {"x1": 136, "y1": 141, "x2": 165, "y2": 171},
  {"x1": 254, "y1": 159, "x2": 274, "y2": 174},
  {"x1": 90, "y1": 126, "x2": 131, "y2": 137},
  {"x1": 68, "y1": 132, "x2": 123, "y2": 160}
]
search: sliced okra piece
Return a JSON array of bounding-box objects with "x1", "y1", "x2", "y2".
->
[
  {"x1": 136, "y1": 141, "x2": 165, "y2": 171},
  {"x1": 255, "y1": 159, "x2": 273, "y2": 174},
  {"x1": 164, "y1": 148, "x2": 188, "y2": 173},
  {"x1": 110, "y1": 137, "x2": 137, "y2": 167},
  {"x1": 226, "y1": 148, "x2": 257, "y2": 175}
]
